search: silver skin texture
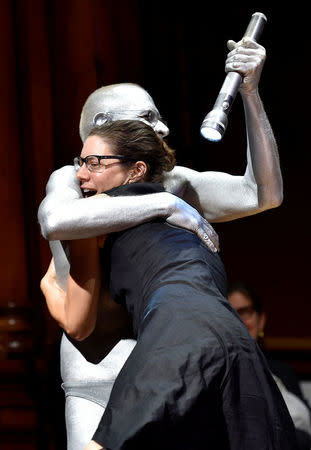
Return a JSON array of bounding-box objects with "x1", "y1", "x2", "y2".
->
[{"x1": 38, "y1": 38, "x2": 283, "y2": 450}]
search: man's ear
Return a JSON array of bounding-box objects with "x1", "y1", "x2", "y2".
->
[{"x1": 128, "y1": 161, "x2": 147, "y2": 183}]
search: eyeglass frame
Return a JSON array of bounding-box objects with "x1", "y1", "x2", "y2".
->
[
  {"x1": 73, "y1": 154, "x2": 135, "y2": 173},
  {"x1": 235, "y1": 305, "x2": 257, "y2": 321},
  {"x1": 92, "y1": 110, "x2": 168, "y2": 128}
]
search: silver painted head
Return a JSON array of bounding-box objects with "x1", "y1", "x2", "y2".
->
[{"x1": 79, "y1": 83, "x2": 169, "y2": 142}]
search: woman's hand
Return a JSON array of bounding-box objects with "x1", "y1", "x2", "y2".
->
[
  {"x1": 40, "y1": 258, "x2": 62, "y2": 299},
  {"x1": 40, "y1": 257, "x2": 68, "y2": 329},
  {"x1": 85, "y1": 440, "x2": 105, "y2": 450}
]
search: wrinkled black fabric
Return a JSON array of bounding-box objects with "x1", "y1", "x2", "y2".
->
[{"x1": 93, "y1": 184, "x2": 297, "y2": 450}]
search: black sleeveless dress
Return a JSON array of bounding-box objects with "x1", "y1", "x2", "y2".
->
[{"x1": 93, "y1": 183, "x2": 297, "y2": 450}]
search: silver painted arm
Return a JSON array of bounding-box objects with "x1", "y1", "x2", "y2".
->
[
  {"x1": 38, "y1": 165, "x2": 219, "y2": 251},
  {"x1": 230, "y1": 37, "x2": 283, "y2": 213},
  {"x1": 38, "y1": 40, "x2": 280, "y2": 254},
  {"x1": 163, "y1": 38, "x2": 282, "y2": 222}
]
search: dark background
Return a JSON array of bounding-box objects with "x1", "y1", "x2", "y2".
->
[{"x1": 1, "y1": 1, "x2": 310, "y2": 448}]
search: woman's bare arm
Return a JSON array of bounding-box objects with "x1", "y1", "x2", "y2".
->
[{"x1": 40, "y1": 237, "x2": 101, "y2": 341}]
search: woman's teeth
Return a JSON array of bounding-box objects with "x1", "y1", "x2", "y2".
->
[{"x1": 82, "y1": 189, "x2": 96, "y2": 198}]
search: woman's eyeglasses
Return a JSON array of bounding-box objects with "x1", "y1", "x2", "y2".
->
[{"x1": 74, "y1": 155, "x2": 130, "y2": 173}]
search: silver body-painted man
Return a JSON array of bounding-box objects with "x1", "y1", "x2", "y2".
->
[{"x1": 38, "y1": 38, "x2": 283, "y2": 450}]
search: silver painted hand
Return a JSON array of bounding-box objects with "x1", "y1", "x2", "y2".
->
[
  {"x1": 226, "y1": 37, "x2": 266, "y2": 95},
  {"x1": 165, "y1": 194, "x2": 219, "y2": 252}
]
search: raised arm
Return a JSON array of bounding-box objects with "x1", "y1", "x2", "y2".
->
[
  {"x1": 38, "y1": 39, "x2": 279, "y2": 249},
  {"x1": 164, "y1": 38, "x2": 282, "y2": 222}
]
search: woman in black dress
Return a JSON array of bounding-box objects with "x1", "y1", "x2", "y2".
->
[{"x1": 41, "y1": 120, "x2": 297, "y2": 450}]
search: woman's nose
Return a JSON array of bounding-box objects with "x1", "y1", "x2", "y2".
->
[{"x1": 76, "y1": 163, "x2": 90, "y2": 181}]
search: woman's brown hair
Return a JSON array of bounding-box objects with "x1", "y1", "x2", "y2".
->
[{"x1": 89, "y1": 120, "x2": 175, "y2": 183}]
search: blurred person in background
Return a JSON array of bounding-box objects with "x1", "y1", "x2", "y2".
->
[{"x1": 228, "y1": 282, "x2": 311, "y2": 450}]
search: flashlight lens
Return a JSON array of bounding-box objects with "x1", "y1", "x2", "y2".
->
[{"x1": 200, "y1": 126, "x2": 222, "y2": 142}]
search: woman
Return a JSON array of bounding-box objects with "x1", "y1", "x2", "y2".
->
[{"x1": 41, "y1": 120, "x2": 296, "y2": 449}]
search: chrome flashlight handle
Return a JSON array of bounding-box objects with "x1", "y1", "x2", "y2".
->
[{"x1": 200, "y1": 12, "x2": 267, "y2": 142}]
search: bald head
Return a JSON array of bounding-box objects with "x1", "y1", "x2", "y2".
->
[{"x1": 79, "y1": 83, "x2": 169, "y2": 142}]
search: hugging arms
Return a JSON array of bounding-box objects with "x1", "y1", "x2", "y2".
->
[
  {"x1": 38, "y1": 38, "x2": 282, "y2": 250},
  {"x1": 38, "y1": 37, "x2": 283, "y2": 450}
]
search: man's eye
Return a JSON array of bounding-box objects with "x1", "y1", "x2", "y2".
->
[{"x1": 141, "y1": 111, "x2": 156, "y2": 123}]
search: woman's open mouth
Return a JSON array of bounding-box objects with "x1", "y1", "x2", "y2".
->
[{"x1": 82, "y1": 188, "x2": 97, "y2": 198}]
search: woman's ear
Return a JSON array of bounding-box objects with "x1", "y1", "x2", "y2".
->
[{"x1": 128, "y1": 161, "x2": 147, "y2": 183}]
